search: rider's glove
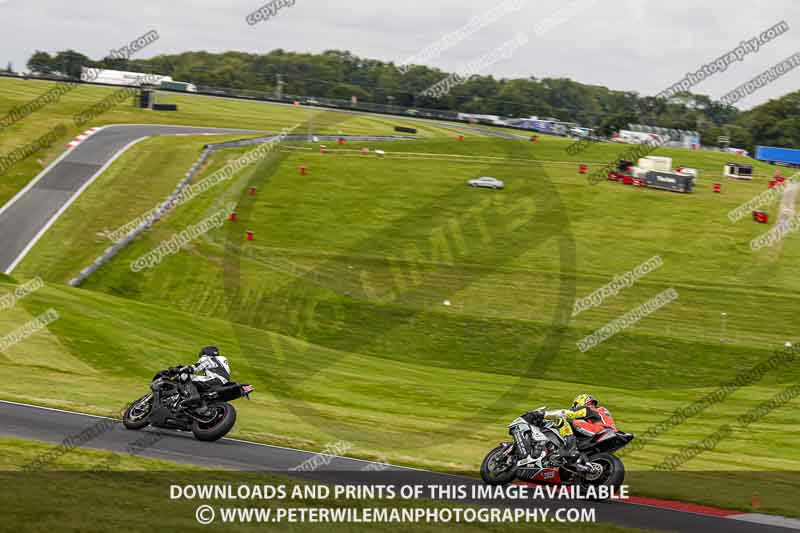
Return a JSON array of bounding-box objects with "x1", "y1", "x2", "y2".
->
[{"x1": 180, "y1": 365, "x2": 195, "y2": 374}]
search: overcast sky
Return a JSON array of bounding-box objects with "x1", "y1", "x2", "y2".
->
[{"x1": 1, "y1": 0, "x2": 799, "y2": 109}]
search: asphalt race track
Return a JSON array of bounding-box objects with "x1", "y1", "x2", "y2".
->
[
  {"x1": 0, "y1": 124, "x2": 265, "y2": 274},
  {"x1": 0, "y1": 400, "x2": 795, "y2": 533}
]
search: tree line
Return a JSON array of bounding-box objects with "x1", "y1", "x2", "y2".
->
[{"x1": 23, "y1": 48, "x2": 799, "y2": 152}]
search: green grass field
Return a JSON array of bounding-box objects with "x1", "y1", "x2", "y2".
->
[{"x1": 1, "y1": 77, "x2": 799, "y2": 516}]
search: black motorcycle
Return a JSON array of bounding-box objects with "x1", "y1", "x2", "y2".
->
[{"x1": 122, "y1": 368, "x2": 254, "y2": 441}]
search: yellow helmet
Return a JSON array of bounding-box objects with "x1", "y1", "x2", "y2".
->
[{"x1": 573, "y1": 394, "x2": 598, "y2": 409}]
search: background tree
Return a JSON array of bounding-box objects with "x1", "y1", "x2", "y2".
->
[
  {"x1": 53, "y1": 50, "x2": 90, "y2": 78},
  {"x1": 29, "y1": 46, "x2": 800, "y2": 150},
  {"x1": 596, "y1": 111, "x2": 638, "y2": 136},
  {"x1": 27, "y1": 51, "x2": 54, "y2": 74}
]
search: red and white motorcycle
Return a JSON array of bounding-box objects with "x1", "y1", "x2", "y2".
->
[{"x1": 480, "y1": 406, "x2": 634, "y2": 488}]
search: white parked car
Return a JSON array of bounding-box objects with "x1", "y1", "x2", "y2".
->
[{"x1": 468, "y1": 177, "x2": 505, "y2": 189}]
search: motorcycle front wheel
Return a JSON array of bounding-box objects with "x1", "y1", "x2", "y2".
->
[
  {"x1": 122, "y1": 394, "x2": 153, "y2": 430},
  {"x1": 191, "y1": 403, "x2": 237, "y2": 442},
  {"x1": 480, "y1": 445, "x2": 517, "y2": 485}
]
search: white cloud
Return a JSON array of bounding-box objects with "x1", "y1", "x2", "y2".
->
[
  {"x1": 1, "y1": 0, "x2": 799, "y2": 108},
  {"x1": 624, "y1": 0, "x2": 646, "y2": 22}
]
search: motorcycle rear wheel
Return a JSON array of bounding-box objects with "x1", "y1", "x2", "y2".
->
[
  {"x1": 583, "y1": 453, "x2": 625, "y2": 489},
  {"x1": 122, "y1": 395, "x2": 153, "y2": 430},
  {"x1": 480, "y1": 445, "x2": 517, "y2": 485},
  {"x1": 191, "y1": 403, "x2": 237, "y2": 442}
]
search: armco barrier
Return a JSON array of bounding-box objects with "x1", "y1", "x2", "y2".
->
[{"x1": 204, "y1": 134, "x2": 414, "y2": 151}]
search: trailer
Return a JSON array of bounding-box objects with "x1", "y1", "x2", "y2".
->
[
  {"x1": 644, "y1": 170, "x2": 694, "y2": 193},
  {"x1": 755, "y1": 146, "x2": 800, "y2": 166},
  {"x1": 518, "y1": 119, "x2": 554, "y2": 133},
  {"x1": 724, "y1": 162, "x2": 753, "y2": 180},
  {"x1": 638, "y1": 156, "x2": 672, "y2": 172},
  {"x1": 160, "y1": 80, "x2": 197, "y2": 93},
  {"x1": 81, "y1": 67, "x2": 169, "y2": 87},
  {"x1": 570, "y1": 127, "x2": 593, "y2": 138}
]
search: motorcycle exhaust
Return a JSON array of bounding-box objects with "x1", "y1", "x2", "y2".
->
[{"x1": 561, "y1": 460, "x2": 594, "y2": 475}]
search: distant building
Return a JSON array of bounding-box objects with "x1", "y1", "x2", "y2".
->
[{"x1": 81, "y1": 67, "x2": 170, "y2": 87}]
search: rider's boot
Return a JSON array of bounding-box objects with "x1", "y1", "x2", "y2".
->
[
  {"x1": 179, "y1": 382, "x2": 209, "y2": 415},
  {"x1": 561, "y1": 435, "x2": 580, "y2": 465},
  {"x1": 561, "y1": 436, "x2": 592, "y2": 471},
  {"x1": 180, "y1": 398, "x2": 211, "y2": 416},
  {"x1": 194, "y1": 403, "x2": 211, "y2": 416}
]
